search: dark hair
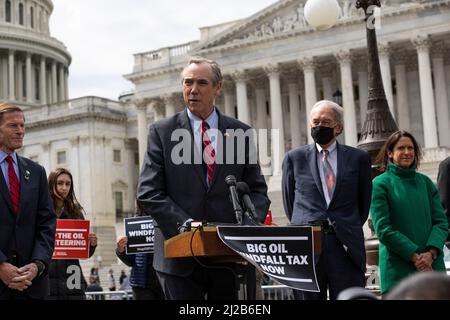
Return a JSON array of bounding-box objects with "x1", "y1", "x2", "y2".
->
[
  {"x1": 48, "y1": 167, "x2": 85, "y2": 219},
  {"x1": 375, "y1": 130, "x2": 422, "y2": 172},
  {"x1": 0, "y1": 102, "x2": 24, "y2": 123}
]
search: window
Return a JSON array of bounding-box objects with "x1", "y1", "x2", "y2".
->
[
  {"x1": 57, "y1": 151, "x2": 66, "y2": 164},
  {"x1": 5, "y1": 0, "x2": 11, "y2": 22},
  {"x1": 114, "y1": 192, "x2": 124, "y2": 217},
  {"x1": 19, "y1": 3, "x2": 24, "y2": 25},
  {"x1": 30, "y1": 7, "x2": 34, "y2": 28},
  {"x1": 134, "y1": 152, "x2": 139, "y2": 165},
  {"x1": 113, "y1": 149, "x2": 121, "y2": 163}
]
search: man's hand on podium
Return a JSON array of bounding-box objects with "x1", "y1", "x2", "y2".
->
[{"x1": 178, "y1": 218, "x2": 194, "y2": 233}]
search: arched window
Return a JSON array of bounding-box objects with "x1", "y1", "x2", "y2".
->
[
  {"x1": 30, "y1": 7, "x2": 34, "y2": 28},
  {"x1": 19, "y1": 3, "x2": 24, "y2": 25},
  {"x1": 5, "y1": 0, "x2": 11, "y2": 22}
]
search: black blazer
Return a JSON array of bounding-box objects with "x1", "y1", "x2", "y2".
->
[
  {"x1": 437, "y1": 157, "x2": 450, "y2": 242},
  {"x1": 0, "y1": 156, "x2": 56, "y2": 299},
  {"x1": 137, "y1": 108, "x2": 270, "y2": 276},
  {"x1": 282, "y1": 143, "x2": 372, "y2": 272}
]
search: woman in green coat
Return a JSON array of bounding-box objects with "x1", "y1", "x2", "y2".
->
[{"x1": 370, "y1": 131, "x2": 448, "y2": 295}]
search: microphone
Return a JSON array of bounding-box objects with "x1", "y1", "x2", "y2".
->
[
  {"x1": 236, "y1": 181, "x2": 261, "y2": 225},
  {"x1": 225, "y1": 175, "x2": 243, "y2": 225}
]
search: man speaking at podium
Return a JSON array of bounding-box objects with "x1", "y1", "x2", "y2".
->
[{"x1": 137, "y1": 57, "x2": 270, "y2": 300}]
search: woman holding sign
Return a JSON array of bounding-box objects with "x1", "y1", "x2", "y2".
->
[{"x1": 47, "y1": 168, "x2": 98, "y2": 300}]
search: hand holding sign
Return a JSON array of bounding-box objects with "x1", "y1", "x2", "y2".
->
[
  {"x1": 88, "y1": 233, "x2": 98, "y2": 247},
  {"x1": 116, "y1": 236, "x2": 128, "y2": 253}
]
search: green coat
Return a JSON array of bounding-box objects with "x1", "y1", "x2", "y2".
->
[{"x1": 370, "y1": 163, "x2": 448, "y2": 294}]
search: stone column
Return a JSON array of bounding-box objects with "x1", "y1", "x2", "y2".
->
[
  {"x1": 394, "y1": 54, "x2": 410, "y2": 132},
  {"x1": 287, "y1": 75, "x2": 302, "y2": 149},
  {"x1": 222, "y1": 80, "x2": 235, "y2": 118},
  {"x1": 264, "y1": 64, "x2": 285, "y2": 176},
  {"x1": 413, "y1": 36, "x2": 438, "y2": 148},
  {"x1": 299, "y1": 57, "x2": 317, "y2": 144},
  {"x1": 432, "y1": 44, "x2": 450, "y2": 147},
  {"x1": 65, "y1": 69, "x2": 69, "y2": 100},
  {"x1": 253, "y1": 81, "x2": 268, "y2": 130},
  {"x1": 336, "y1": 50, "x2": 358, "y2": 147},
  {"x1": 8, "y1": 50, "x2": 15, "y2": 101},
  {"x1": 1, "y1": 57, "x2": 7, "y2": 99},
  {"x1": 39, "y1": 56, "x2": 47, "y2": 105},
  {"x1": 162, "y1": 93, "x2": 177, "y2": 118},
  {"x1": 356, "y1": 61, "x2": 368, "y2": 127},
  {"x1": 17, "y1": 60, "x2": 23, "y2": 101},
  {"x1": 322, "y1": 77, "x2": 333, "y2": 101},
  {"x1": 69, "y1": 136, "x2": 81, "y2": 200},
  {"x1": 379, "y1": 43, "x2": 395, "y2": 119},
  {"x1": 232, "y1": 71, "x2": 251, "y2": 125},
  {"x1": 135, "y1": 99, "x2": 149, "y2": 169},
  {"x1": 152, "y1": 100, "x2": 165, "y2": 122},
  {"x1": 59, "y1": 64, "x2": 65, "y2": 101},
  {"x1": 51, "y1": 60, "x2": 57, "y2": 103},
  {"x1": 25, "y1": 53, "x2": 33, "y2": 103}
]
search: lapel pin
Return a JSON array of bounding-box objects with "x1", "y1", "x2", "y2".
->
[{"x1": 24, "y1": 170, "x2": 31, "y2": 181}]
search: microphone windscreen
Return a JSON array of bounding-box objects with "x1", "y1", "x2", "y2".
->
[
  {"x1": 225, "y1": 175, "x2": 237, "y2": 186},
  {"x1": 236, "y1": 181, "x2": 251, "y2": 196}
]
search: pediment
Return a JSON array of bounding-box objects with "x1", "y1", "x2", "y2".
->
[
  {"x1": 197, "y1": 0, "x2": 410, "y2": 50},
  {"x1": 198, "y1": 0, "x2": 302, "y2": 49},
  {"x1": 112, "y1": 179, "x2": 128, "y2": 189}
]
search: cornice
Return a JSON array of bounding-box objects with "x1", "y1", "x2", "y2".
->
[
  {"x1": 125, "y1": 66, "x2": 184, "y2": 82},
  {"x1": 0, "y1": 31, "x2": 71, "y2": 64},
  {"x1": 25, "y1": 109, "x2": 127, "y2": 130}
]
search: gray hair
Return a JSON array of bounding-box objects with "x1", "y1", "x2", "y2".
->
[
  {"x1": 181, "y1": 56, "x2": 223, "y2": 86},
  {"x1": 310, "y1": 100, "x2": 344, "y2": 126},
  {"x1": 0, "y1": 102, "x2": 24, "y2": 123}
]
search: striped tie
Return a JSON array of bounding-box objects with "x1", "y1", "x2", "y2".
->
[
  {"x1": 321, "y1": 150, "x2": 335, "y2": 199},
  {"x1": 201, "y1": 121, "x2": 216, "y2": 186},
  {"x1": 6, "y1": 155, "x2": 20, "y2": 214}
]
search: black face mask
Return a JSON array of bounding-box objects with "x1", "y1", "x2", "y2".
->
[{"x1": 311, "y1": 126, "x2": 335, "y2": 145}]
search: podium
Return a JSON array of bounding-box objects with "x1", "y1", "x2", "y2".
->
[
  {"x1": 164, "y1": 225, "x2": 323, "y2": 259},
  {"x1": 164, "y1": 225, "x2": 323, "y2": 298},
  {"x1": 165, "y1": 226, "x2": 240, "y2": 260}
]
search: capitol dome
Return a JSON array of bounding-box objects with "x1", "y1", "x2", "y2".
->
[{"x1": 0, "y1": 0, "x2": 71, "y2": 107}]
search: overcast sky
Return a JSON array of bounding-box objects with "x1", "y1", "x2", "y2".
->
[{"x1": 50, "y1": 0, "x2": 277, "y2": 100}]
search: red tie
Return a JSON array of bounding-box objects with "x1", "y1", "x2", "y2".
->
[
  {"x1": 201, "y1": 121, "x2": 216, "y2": 186},
  {"x1": 6, "y1": 155, "x2": 19, "y2": 214}
]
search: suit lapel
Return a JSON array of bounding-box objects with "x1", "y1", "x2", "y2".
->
[
  {"x1": 329, "y1": 142, "x2": 348, "y2": 208},
  {"x1": 17, "y1": 156, "x2": 30, "y2": 219},
  {"x1": 0, "y1": 163, "x2": 14, "y2": 214},
  {"x1": 306, "y1": 144, "x2": 326, "y2": 204},
  {"x1": 178, "y1": 110, "x2": 208, "y2": 189}
]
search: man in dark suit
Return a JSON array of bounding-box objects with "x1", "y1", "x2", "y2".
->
[
  {"x1": 282, "y1": 100, "x2": 372, "y2": 300},
  {"x1": 137, "y1": 56, "x2": 270, "y2": 300},
  {"x1": 437, "y1": 156, "x2": 450, "y2": 247},
  {"x1": 0, "y1": 103, "x2": 56, "y2": 300}
]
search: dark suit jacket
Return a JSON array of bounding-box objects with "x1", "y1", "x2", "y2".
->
[
  {"x1": 137, "y1": 109, "x2": 270, "y2": 277},
  {"x1": 282, "y1": 142, "x2": 372, "y2": 272},
  {"x1": 437, "y1": 156, "x2": 450, "y2": 241},
  {"x1": 0, "y1": 156, "x2": 56, "y2": 299}
]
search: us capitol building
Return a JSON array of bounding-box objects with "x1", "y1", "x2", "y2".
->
[{"x1": 1, "y1": 0, "x2": 449, "y2": 265}]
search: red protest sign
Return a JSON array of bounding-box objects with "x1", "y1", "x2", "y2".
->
[{"x1": 52, "y1": 219, "x2": 90, "y2": 259}]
